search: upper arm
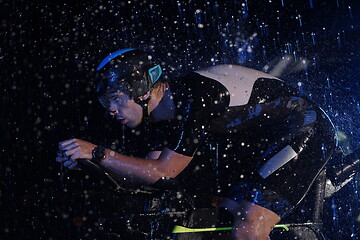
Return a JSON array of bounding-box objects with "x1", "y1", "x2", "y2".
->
[{"x1": 167, "y1": 76, "x2": 230, "y2": 157}]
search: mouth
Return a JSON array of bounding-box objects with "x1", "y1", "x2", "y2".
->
[
  {"x1": 121, "y1": 119, "x2": 128, "y2": 125},
  {"x1": 116, "y1": 117, "x2": 128, "y2": 125}
]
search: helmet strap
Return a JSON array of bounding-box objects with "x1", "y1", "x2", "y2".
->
[{"x1": 134, "y1": 96, "x2": 151, "y2": 120}]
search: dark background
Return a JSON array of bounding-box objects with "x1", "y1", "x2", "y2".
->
[{"x1": 1, "y1": 0, "x2": 360, "y2": 239}]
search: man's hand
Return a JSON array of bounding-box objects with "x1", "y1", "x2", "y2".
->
[{"x1": 57, "y1": 138, "x2": 97, "y2": 169}]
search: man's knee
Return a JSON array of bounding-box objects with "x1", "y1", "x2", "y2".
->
[
  {"x1": 220, "y1": 198, "x2": 280, "y2": 240},
  {"x1": 232, "y1": 220, "x2": 273, "y2": 240},
  {"x1": 232, "y1": 221, "x2": 262, "y2": 240}
]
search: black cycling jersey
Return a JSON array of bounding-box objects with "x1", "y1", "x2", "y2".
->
[{"x1": 141, "y1": 72, "x2": 336, "y2": 209}]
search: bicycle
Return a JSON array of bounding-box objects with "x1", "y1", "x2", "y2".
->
[{"x1": 75, "y1": 150, "x2": 359, "y2": 240}]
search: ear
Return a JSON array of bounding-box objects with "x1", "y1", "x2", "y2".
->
[
  {"x1": 139, "y1": 91, "x2": 151, "y2": 101},
  {"x1": 162, "y1": 82, "x2": 170, "y2": 91}
]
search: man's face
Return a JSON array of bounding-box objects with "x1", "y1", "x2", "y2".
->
[{"x1": 101, "y1": 91, "x2": 143, "y2": 128}]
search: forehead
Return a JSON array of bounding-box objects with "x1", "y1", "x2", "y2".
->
[
  {"x1": 107, "y1": 91, "x2": 128, "y2": 98},
  {"x1": 98, "y1": 89, "x2": 132, "y2": 109},
  {"x1": 101, "y1": 90, "x2": 131, "y2": 103}
]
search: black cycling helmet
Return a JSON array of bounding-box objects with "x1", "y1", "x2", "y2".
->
[{"x1": 95, "y1": 48, "x2": 163, "y2": 106}]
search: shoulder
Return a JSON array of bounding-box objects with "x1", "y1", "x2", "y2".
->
[
  {"x1": 169, "y1": 72, "x2": 230, "y2": 118},
  {"x1": 195, "y1": 64, "x2": 281, "y2": 81},
  {"x1": 173, "y1": 71, "x2": 226, "y2": 88},
  {"x1": 194, "y1": 64, "x2": 292, "y2": 106},
  {"x1": 171, "y1": 72, "x2": 230, "y2": 102}
]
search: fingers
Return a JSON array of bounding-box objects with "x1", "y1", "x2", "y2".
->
[
  {"x1": 56, "y1": 155, "x2": 68, "y2": 163},
  {"x1": 56, "y1": 149, "x2": 65, "y2": 157},
  {"x1": 69, "y1": 151, "x2": 81, "y2": 161},
  {"x1": 59, "y1": 141, "x2": 79, "y2": 152},
  {"x1": 56, "y1": 148, "x2": 81, "y2": 162},
  {"x1": 57, "y1": 138, "x2": 94, "y2": 170},
  {"x1": 56, "y1": 141, "x2": 79, "y2": 170},
  {"x1": 58, "y1": 139, "x2": 81, "y2": 159},
  {"x1": 57, "y1": 152, "x2": 79, "y2": 170},
  {"x1": 63, "y1": 160, "x2": 74, "y2": 167},
  {"x1": 68, "y1": 161, "x2": 78, "y2": 169},
  {"x1": 56, "y1": 150, "x2": 68, "y2": 162},
  {"x1": 63, "y1": 147, "x2": 79, "y2": 158},
  {"x1": 59, "y1": 138, "x2": 78, "y2": 149},
  {"x1": 63, "y1": 159, "x2": 78, "y2": 168}
]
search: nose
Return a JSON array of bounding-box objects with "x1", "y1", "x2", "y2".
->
[{"x1": 108, "y1": 109, "x2": 119, "y2": 116}]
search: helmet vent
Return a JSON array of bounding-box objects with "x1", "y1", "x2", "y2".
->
[{"x1": 148, "y1": 65, "x2": 163, "y2": 84}]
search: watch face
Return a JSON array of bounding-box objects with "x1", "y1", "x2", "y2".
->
[{"x1": 92, "y1": 146, "x2": 105, "y2": 163}]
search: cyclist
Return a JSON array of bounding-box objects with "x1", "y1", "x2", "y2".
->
[{"x1": 57, "y1": 48, "x2": 337, "y2": 239}]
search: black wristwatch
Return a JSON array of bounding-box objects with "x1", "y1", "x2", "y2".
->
[{"x1": 91, "y1": 146, "x2": 106, "y2": 164}]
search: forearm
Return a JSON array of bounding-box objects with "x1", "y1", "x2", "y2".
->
[
  {"x1": 58, "y1": 138, "x2": 192, "y2": 184},
  {"x1": 100, "y1": 149, "x2": 164, "y2": 184}
]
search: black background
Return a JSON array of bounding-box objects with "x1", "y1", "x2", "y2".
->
[{"x1": 1, "y1": 0, "x2": 360, "y2": 239}]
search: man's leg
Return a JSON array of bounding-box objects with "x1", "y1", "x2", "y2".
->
[{"x1": 219, "y1": 198, "x2": 280, "y2": 240}]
